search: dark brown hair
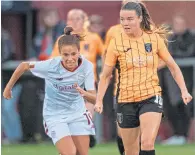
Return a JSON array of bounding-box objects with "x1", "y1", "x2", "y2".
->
[{"x1": 58, "y1": 26, "x2": 84, "y2": 53}]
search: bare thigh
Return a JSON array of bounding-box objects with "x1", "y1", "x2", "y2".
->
[
  {"x1": 72, "y1": 135, "x2": 90, "y2": 155},
  {"x1": 116, "y1": 123, "x2": 122, "y2": 137},
  {"x1": 119, "y1": 125, "x2": 140, "y2": 155},
  {"x1": 140, "y1": 112, "x2": 162, "y2": 150},
  {"x1": 55, "y1": 136, "x2": 76, "y2": 155}
]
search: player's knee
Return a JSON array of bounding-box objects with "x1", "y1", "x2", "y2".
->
[
  {"x1": 59, "y1": 149, "x2": 76, "y2": 155},
  {"x1": 141, "y1": 138, "x2": 155, "y2": 150},
  {"x1": 125, "y1": 148, "x2": 139, "y2": 155}
]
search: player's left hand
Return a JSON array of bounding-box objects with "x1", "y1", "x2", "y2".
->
[{"x1": 181, "y1": 90, "x2": 193, "y2": 105}]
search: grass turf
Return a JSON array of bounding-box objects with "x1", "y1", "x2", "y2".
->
[{"x1": 2, "y1": 143, "x2": 195, "y2": 155}]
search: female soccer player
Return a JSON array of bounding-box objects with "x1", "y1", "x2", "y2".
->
[
  {"x1": 95, "y1": 2, "x2": 192, "y2": 155},
  {"x1": 51, "y1": 9, "x2": 104, "y2": 148},
  {"x1": 3, "y1": 26, "x2": 96, "y2": 155}
]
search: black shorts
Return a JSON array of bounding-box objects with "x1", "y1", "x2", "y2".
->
[{"x1": 116, "y1": 95, "x2": 163, "y2": 128}]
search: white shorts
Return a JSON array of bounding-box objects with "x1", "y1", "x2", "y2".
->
[{"x1": 43, "y1": 110, "x2": 95, "y2": 144}]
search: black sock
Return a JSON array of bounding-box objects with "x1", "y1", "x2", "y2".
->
[
  {"x1": 140, "y1": 150, "x2": 155, "y2": 155},
  {"x1": 116, "y1": 136, "x2": 124, "y2": 155},
  {"x1": 89, "y1": 135, "x2": 96, "y2": 148}
]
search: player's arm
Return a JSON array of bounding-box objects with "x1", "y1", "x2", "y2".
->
[
  {"x1": 97, "y1": 65, "x2": 114, "y2": 103},
  {"x1": 79, "y1": 63, "x2": 97, "y2": 104},
  {"x1": 96, "y1": 39, "x2": 117, "y2": 105},
  {"x1": 85, "y1": 90, "x2": 96, "y2": 103},
  {"x1": 157, "y1": 36, "x2": 192, "y2": 104},
  {"x1": 3, "y1": 62, "x2": 32, "y2": 99},
  {"x1": 75, "y1": 86, "x2": 96, "y2": 104},
  {"x1": 3, "y1": 60, "x2": 51, "y2": 100},
  {"x1": 158, "y1": 58, "x2": 166, "y2": 70},
  {"x1": 158, "y1": 51, "x2": 187, "y2": 91}
]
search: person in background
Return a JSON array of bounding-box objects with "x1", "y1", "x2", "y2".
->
[
  {"x1": 30, "y1": 8, "x2": 65, "y2": 60},
  {"x1": 162, "y1": 14, "x2": 195, "y2": 145},
  {"x1": 1, "y1": 28, "x2": 23, "y2": 144},
  {"x1": 88, "y1": 14, "x2": 106, "y2": 41}
]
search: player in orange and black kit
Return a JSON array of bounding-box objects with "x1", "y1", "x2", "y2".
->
[
  {"x1": 104, "y1": 24, "x2": 125, "y2": 155},
  {"x1": 96, "y1": 2, "x2": 192, "y2": 155},
  {"x1": 51, "y1": 9, "x2": 104, "y2": 148}
]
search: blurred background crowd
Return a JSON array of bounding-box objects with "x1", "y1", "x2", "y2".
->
[{"x1": 1, "y1": 0, "x2": 195, "y2": 146}]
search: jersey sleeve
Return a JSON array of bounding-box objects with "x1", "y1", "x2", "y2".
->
[
  {"x1": 84, "y1": 63, "x2": 95, "y2": 90},
  {"x1": 104, "y1": 39, "x2": 118, "y2": 67},
  {"x1": 29, "y1": 59, "x2": 52, "y2": 79},
  {"x1": 157, "y1": 34, "x2": 172, "y2": 62}
]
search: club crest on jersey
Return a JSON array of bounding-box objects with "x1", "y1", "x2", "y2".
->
[{"x1": 144, "y1": 43, "x2": 152, "y2": 53}]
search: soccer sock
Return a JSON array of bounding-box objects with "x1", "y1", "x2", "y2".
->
[
  {"x1": 89, "y1": 135, "x2": 96, "y2": 148},
  {"x1": 140, "y1": 150, "x2": 155, "y2": 155},
  {"x1": 116, "y1": 136, "x2": 124, "y2": 155}
]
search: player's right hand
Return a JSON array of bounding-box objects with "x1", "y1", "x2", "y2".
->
[
  {"x1": 3, "y1": 87, "x2": 12, "y2": 100},
  {"x1": 94, "y1": 100, "x2": 103, "y2": 114}
]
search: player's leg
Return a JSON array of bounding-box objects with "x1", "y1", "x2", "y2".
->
[
  {"x1": 85, "y1": 101, "x2": 96, "y2": 148},
  {"x1": 117, "y1": 103, "x2": 140, "y2": 155},
  {"x1": 69, "y1": 110, "x2": 95, "y2": 154},
  {"x1": 139, "y1": 112, "x2": 161, "y2": 155},
  {"x1": 44, "y1": 121, "x2": 76, "y2": 155},
  {"x1": 119, "y1": 126, "x2": 140, "y2": 155},
  {"x1": 56, "y1": 136, "x2": 76, "y2": 155},
  {"x1": 72, "y1": 135, "x2": 90, "y2": 155},
  {"x1": 139, "y1": 96, "x2": 163, "y2": 155},
  {"x1": 116, "y1": 123, "x2": 125, "y2": 155}
]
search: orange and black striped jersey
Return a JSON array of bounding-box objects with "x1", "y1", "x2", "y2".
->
[
  {"x1": 51, "y1": 30, "x2": 104, "y2": 82},
  {"x1": 105, "y1": 31, "x2": 170, "y2": 103},
  {"x1": 104, "y1": 24, "x2": 123, "y2": 49}
]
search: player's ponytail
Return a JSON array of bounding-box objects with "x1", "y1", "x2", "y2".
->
[
  {"x1": 139, "y1": 2, "x2": 172, "y2": 42},
  {"x1": 138, "y1": 2, "x2": 153, "y2": 32}
]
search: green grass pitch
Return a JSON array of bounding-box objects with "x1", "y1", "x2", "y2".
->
[{"x1": 2, "y1": 143, "x2": 195, "y2": 155}]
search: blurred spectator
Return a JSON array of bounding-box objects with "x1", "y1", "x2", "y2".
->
[
  {"x1": 162, "y1": 14, "x2": 195, "y2": 145},
  {"x1": 88, "y1": 14, "x2": 106, "y2": 41},
  {"x1": 1, "y1": 28, "x2": 15, "y2": 62},
  {"x1": 30, "y1": 8, "x2": 65, "y2": 60},
  {"x1": 1, "y1": 28, "x2": 23, "y2": 144}
]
